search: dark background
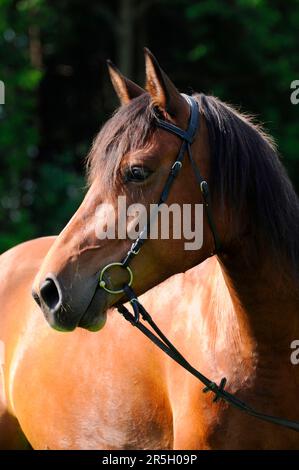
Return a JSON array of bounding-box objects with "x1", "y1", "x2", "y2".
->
[{"x1": 0, "y1": 0, "x2": 298, "y2": 252}]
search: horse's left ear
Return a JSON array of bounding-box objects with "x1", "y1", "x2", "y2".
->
[{"x1": 144, "y1": 48, "x2": 189, "y2": 120}]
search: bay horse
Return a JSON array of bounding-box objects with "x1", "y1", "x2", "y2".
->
[
  {"x1": 1, "y1": 239, "x2": 232, "y2": 449},
  {"x1": 1, "y1": 48, "x2": 299, "y2": 449}
]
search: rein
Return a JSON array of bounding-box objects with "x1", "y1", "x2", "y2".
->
[{"x1": 98, "y1": 95, "x2": 299, "y2": 434}]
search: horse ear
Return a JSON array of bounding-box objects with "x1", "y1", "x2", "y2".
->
[
  {"x1": 107, "y1": 60, "x2": 145, "y2": 105},
  {"x1": 144, "y1": 48, "x2": 188, "y2": 119}
]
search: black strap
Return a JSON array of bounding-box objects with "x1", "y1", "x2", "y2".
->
[
  {"x1": 155, "y1": 94, "x2": 199, "y2": 144},
  {"x1": 117, "y1": 285, "x2": 299, "y2": 433},
  {"x1": 187, "y1": 144, "x2": 221, "y2": 254}
]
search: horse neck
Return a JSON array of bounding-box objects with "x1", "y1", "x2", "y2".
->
[{"x1": 218, "y1": 238, "x2": 299, "y2": 370}]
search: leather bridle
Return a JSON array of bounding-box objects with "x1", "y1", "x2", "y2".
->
[
  {"x1": 98, "y1": 95, "x2": 299, "y2": 433},
  {"x1": 99, "y1": 95, "x2": 220, "y2": 294}
]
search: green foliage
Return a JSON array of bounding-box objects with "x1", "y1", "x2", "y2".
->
[
  {"x1": 183, "y1": 0, "x2": 299, "y2": 166},
  {"x1": 0, "y1": 0, "x2": 298, "y2": 252},
  {"x1": 0, "y1": 0, "x2": 42, "y2": 251}
]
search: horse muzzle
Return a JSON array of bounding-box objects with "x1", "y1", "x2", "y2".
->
[{"x1": 32, "y1": 272, "x2": 108, "y2": 332}]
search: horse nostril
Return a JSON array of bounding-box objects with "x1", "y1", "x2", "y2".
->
[
  {"x1": 32, "y1": 289, "x2": 41, "y2": 307},
  {"x1": 39, "y1": 276, "x2": 62, "y2": 312}
]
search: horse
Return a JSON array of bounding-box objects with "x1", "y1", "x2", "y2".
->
[
  {"x1": 1, "y1": 48, "x2": 299, "y2": 449},
  {"x1": 0, "y1": 55, "x2": 230, "y2": 450},
  {"x1": 1, "y1": 237, "x2": 227, "y2": 449}
]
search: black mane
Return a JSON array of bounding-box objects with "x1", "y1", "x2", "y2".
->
[{"x1": 201, "y1": 94, "x2": 299, "y2": 276}]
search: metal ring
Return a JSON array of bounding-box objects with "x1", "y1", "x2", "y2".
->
[{"x1": 98, "y1": 262, "x2": 133, "y2": 294}]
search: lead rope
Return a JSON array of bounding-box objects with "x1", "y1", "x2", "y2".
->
[{"x1": 117, "y1": 285, "x2": 299, "y2": 433}]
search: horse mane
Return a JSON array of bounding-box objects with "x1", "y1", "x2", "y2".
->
[
  {"x1": 200, "y1": 94, "x2": 299, "y2": 277},
  {"x1": 86, "y1": 91, "x2": 299, "y2": 276}
]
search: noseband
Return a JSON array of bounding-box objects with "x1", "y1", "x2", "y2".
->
[{"x1": 97, "y1": 95, "x2": 299, "y2": 433}]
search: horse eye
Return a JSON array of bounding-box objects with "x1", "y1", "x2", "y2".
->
[{"x1": 125, "y1": 166, "x2": 152, "y2": 183}]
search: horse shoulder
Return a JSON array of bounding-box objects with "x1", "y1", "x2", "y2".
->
[{"x1": 0, "y1": 237, "x2": 56, "y2": 448}]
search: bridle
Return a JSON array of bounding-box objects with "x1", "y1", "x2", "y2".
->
[
  {"x1": 98, "y1": 94, "x2": 220, "y2": 295},
  {"x1": 98, "y1": 95, "x2": 299, "y2": 433}
]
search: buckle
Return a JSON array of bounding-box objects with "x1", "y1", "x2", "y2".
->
[
  {"x1": 171, "y1": 160, "x2": 183, "y2": 174},
  {"x1": 129, "y1": 245, "x2": 140, "y2": 255}
]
